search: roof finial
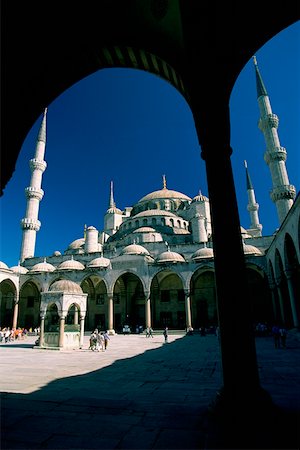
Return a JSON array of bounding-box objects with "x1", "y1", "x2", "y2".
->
[
  {"x1": 109, "y1": 180, "x2": 115, "y2": 209},
  {"x1": 162, "y1": 174, "x2": 167, "y2": 189},
  {"x1": 244, "y1": 160, "x2": 248, "y2": 169},
  {"x1": 252, "y1": 55, "x2": 257, "y2": 65}
]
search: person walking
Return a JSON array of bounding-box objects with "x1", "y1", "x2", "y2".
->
[
  {"x1": 272, "y1": 324, "x2": 281, "y2": 348},
  {"x1": 103, "y1": 331, "x2": 110, "y2": 350},
  {"x1": 279, "y1": 326, "x2": 287, "y2": 348},
  {"x1": 163, "y1": 327, "x2": 168, "y2": 343}
]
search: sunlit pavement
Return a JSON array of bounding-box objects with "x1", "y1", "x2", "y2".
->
[{"x1": 1, "y1": 331, "x2": 300, "y2": 449}]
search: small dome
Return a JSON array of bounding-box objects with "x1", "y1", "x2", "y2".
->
[
  {"x1": 191, "y1": 246, "x2": 214, "y2": 261},
  {"x1": 10, "y1": 264, "x2": 29, "y2": 274},
  {"x1": 121, "y1": 244, "x2": 150, "y2": 256},
  {"x1": 243, "y1": 243, "x2": 263, "y2": 255},
  {"x1": 53, "y1": 251, "x2": 62, "y2": 256},
  {"x1": 0, "y1": 261, "x2": 9, "y2": 270},
  {"x1": 133, "y1": 227, "x2": 156, "y2": 233},
  {"x1": 156, "y1": 251, "x2": 185, "y2": 263},
  {"x1": 31, "y1": 260, "x2": 56, "y2": 272},
  {"x1": 57, "y1": 258, "x2": 85, "y2": 270},
  {"x1": 106, "y1": 206, "x2": 122, "y2": 215},
  {"x1": 87, "y1": 257, "x2": 111, "y2": 268},
  {"x1": 49, "y1": 279, "x2": 83, "y2": 294},
  {"x1": 192, "y1": 192, "x2": 209, "y2": 202},
  {"x1": 67, "y1": 238, "x2": 85, "y2": 250}
]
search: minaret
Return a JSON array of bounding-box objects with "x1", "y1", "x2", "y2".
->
[
  {"x1": 20, "y1": 109, "x2": 48, "y2": 262},
  {"x1": 244, "y1": 160, "x2": 262, "y2": 237},
  {"x1": 104, "y1": 180, "x2": 123, "y2": 236},
  {"x1": 253, "y1": 56, "x2": 296, "y2": 225}
]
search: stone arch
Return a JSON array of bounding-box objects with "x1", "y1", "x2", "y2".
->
[
  {"x1": 18, "y1": 280, "x2": 41, "y2": 329},
  {"x1": 113, "y1": 272, "x2": 145, "y2": 332},
  {"x1": 245, "y1": 264, "x2": 273, "y2": 326},
  {"x1": 150, "y1": 269, "x2": 185, "y2": 329},
  {"x1": 0, "y1": 279, "x2": 17, "y2": 329},
  {"x1": 81, "y1": 275, "x2": 108, "y2": 331},
  {"x1": 44, "y1": 303, "x2": 59, "y2": 332},
  {"x1": 284, "y1": 232, "x2": 300, "y2": 325},
  {"x1": 190, "y1": 268, "x2": 217, "y2": 329},
  {"x1": 274, "y1": 249, "x2": 293, "y2": 327}
]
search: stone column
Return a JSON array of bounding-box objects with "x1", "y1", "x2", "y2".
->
[
  {"x1": 184, "y1": 290, "x2": 192, "y2": 329},
  {"x1": 145, "y1": 291, "x2": 151, "y2": 328},
  {"x1": 79, "y1": 315, "x2": 85, "y2": 348},
  {"x1": 58, "y1": 315, "x2": 65, "y2": 348},
  {"x1": 12, "y1": 300, "x2": 19, "y2": 329},
  {"x1": 285, "y1": 270, "x2": 299, "y2": 327},
  {"x1": 74, "y1": 306, "x2": 79, "y2": 325},
  {"x1": 39, "y1": 315, "x2": 45, "y2": 347},
  {"x1": 107, "y1": 292, "x2": 114, "y2": 334}
]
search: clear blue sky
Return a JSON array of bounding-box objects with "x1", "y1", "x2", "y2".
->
[{"x1": 1, "y1": 21, "x2": 299, "y2": 268}]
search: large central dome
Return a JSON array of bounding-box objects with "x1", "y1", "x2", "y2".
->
[{"x1": 138, "y1": 188, "x2": 191, "y2": 203}]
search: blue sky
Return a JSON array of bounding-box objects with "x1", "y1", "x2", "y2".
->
[{"x1": 1, "y1": 21, "x2": 299, "y2": 268}]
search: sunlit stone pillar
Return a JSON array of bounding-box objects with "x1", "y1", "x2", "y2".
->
[
  {"x1": 39, "y1": 315, "x2": 45, "y2": 347},
  {"x1": 79, "y1": 315, "x2": 85, "y2": 348},
  {"x1": 184, "y1": 290, "x2": 192, "y2": 329},
  {"x1": 74, "y1": 306, "x2": 79, "y2": 325},
  {"x1": 107, "y1": 292, "x2": 115, "y2": 334},
  {"x1": 59, "y1": 315, "x2": 65, "y2": 348},
  {"x1": 145, "y1": 291, "x2": 151, "y2": 328},
  {"x1": 12, "y1": 300, "x2": 19, "y2": 329}
]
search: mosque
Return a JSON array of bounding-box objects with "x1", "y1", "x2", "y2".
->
[{"x1": 0, "y1": 59, "x2": 299, "y2": 349}]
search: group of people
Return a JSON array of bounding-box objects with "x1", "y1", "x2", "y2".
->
[
  {"x1": 145, "y1": 326, "x2": 169, "y2": 343},
  {"x1": 272, "y1": 325, "x2": 288, "y2": 348},
  {"x1": 0, "y1": 327, "x2": 29, "y2": 342},
  {"x1": 89, "y1": 329, "x2": 110, "y2": 352}
]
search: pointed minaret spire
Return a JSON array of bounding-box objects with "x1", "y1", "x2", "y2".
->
[
  {"x1": 20, "y1": 108, "x2": 48, "y2": 262},
  {"x1": 244, "y1": 160, "x2": 262, "y2": 236},
  {"x1": 253, "y1": 57, "x2": 296, "y2": 225},
  {"x1": 162, "y1": 174, "x2": 167, "y2": 189},
  {"x1": 109, "y1": 180, "x2": 115, "y2": 209}
]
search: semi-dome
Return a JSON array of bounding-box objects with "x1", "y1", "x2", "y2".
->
[
  {"x1": 10, "y1": 264, "x2": 29, "y2": 274},
  {"x1": 243, "y1": 243, "x2": 263, "y2": 255},
  {"x1": 87, "y1": 257, "x2": 111, "y2": 268},
  {"x1": 191, "y1": 246, "x2": 214, "y2": 261},
  {"x1": 133, "y1": 210, "x2": 178, "y2": 218},
  {"x1": 31, "y1": 259, "x2": 56, "y2": 272},
  {"x1": 57, "y1": 258, "x2": 85, "y2": 270},
  {"x1": 0, "y1": 261, "x2": 9, "y2": 270},
  {"x1": 49, "y1": 279, "x2": 83, "y2": 294},
  {"x1": 133, "y1": 227, "x2": 156, "y2": 233},
  {"x1": 67, "y1": 238, "x2": 85, "y2": 250},
  {"x1": 156, "y1": 251, "x2": 185, "y2": 263},
  {"x1": 121, "y1": 244, "x2": 150, "y2": 256},
  {"x1": 138, "y1": 188, "x2": 191, "y2": 203}
]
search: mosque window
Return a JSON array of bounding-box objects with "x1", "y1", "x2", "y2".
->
[
  {"x1": 96, "y1": 294, "x2": 105, "y2": 305},
  {"x1": 177, "y1": 220, "x2": 181, "y2": 228},
  {"x1": 143, "y1": 219, "x2": 147, "y2": 225},
  {"x1": 177, "y1": 289, "x2": 185, "y2": 302},
  {"x1": 113, "y1": 293, "x2": 120, "y2": 304},
  {"x1": 170, "y1": 219, "x2": 174, "y2": 227},
  {"x1": 161, "y1": 218, "x2": 166, "y2": 226},
  {"x1": 152, "y1": 218, "x2": 157, "y2": 225},
  {"x1": 135, "y1": 220, "x2": 139, "y2": 227}
]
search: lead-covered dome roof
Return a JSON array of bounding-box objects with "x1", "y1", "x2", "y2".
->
[
  {"x1": 10, "y1": 264, "x2": 29, "y2": 274},
  {"x1": 243, "y1": 243, "x2": 263, "y2": 255},
  {"x1": 31, "y1": 260, "x2": 56, "y2": 272},
  {"x1": 49, "y1": 279, "x2": 83, "y2": 293},
  {"x1": 138, "y1": 188, "x2": 191, "y2": 203},
  {"x1": 57, "y1": 258, "x2": 85, "y2": 270},
  {"x1": 87, "y1": 257, "x2": 111, "y2": 268},
  {"x1": 191, "y1": 246, "x2": 214, "y2": 261},
  {"x1": 121, "y1": 244, "x2": 150, "y2": 256},
  {"x1": 156, "y1": 251, "x2": 186, "y2": 263},
  {"x1": 0, "y1": 261, "x2": 9, "y2": 270}
]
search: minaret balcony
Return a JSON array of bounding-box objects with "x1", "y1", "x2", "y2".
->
[
  {"x1": 258, "y1": 113, "x2": 279, "y2": 131},
  {"x1": 25, "y1": 186, "x2": 44, "y2": 200},
  {"x1": 29, "y1": 158, "x2": 47, "y2": 172},
  {"x1": 247, "y1": 203, "x2": 259, "y2": 212},
  {"x1": 270, "y1": 184, "x2": 296, "y2": 202},
  {"x1": 264, "y1": 146, "x2": 287, "y2": 164},
  {"x1": 21, "y1": 217, "x2": 41, "y2": 231}
]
